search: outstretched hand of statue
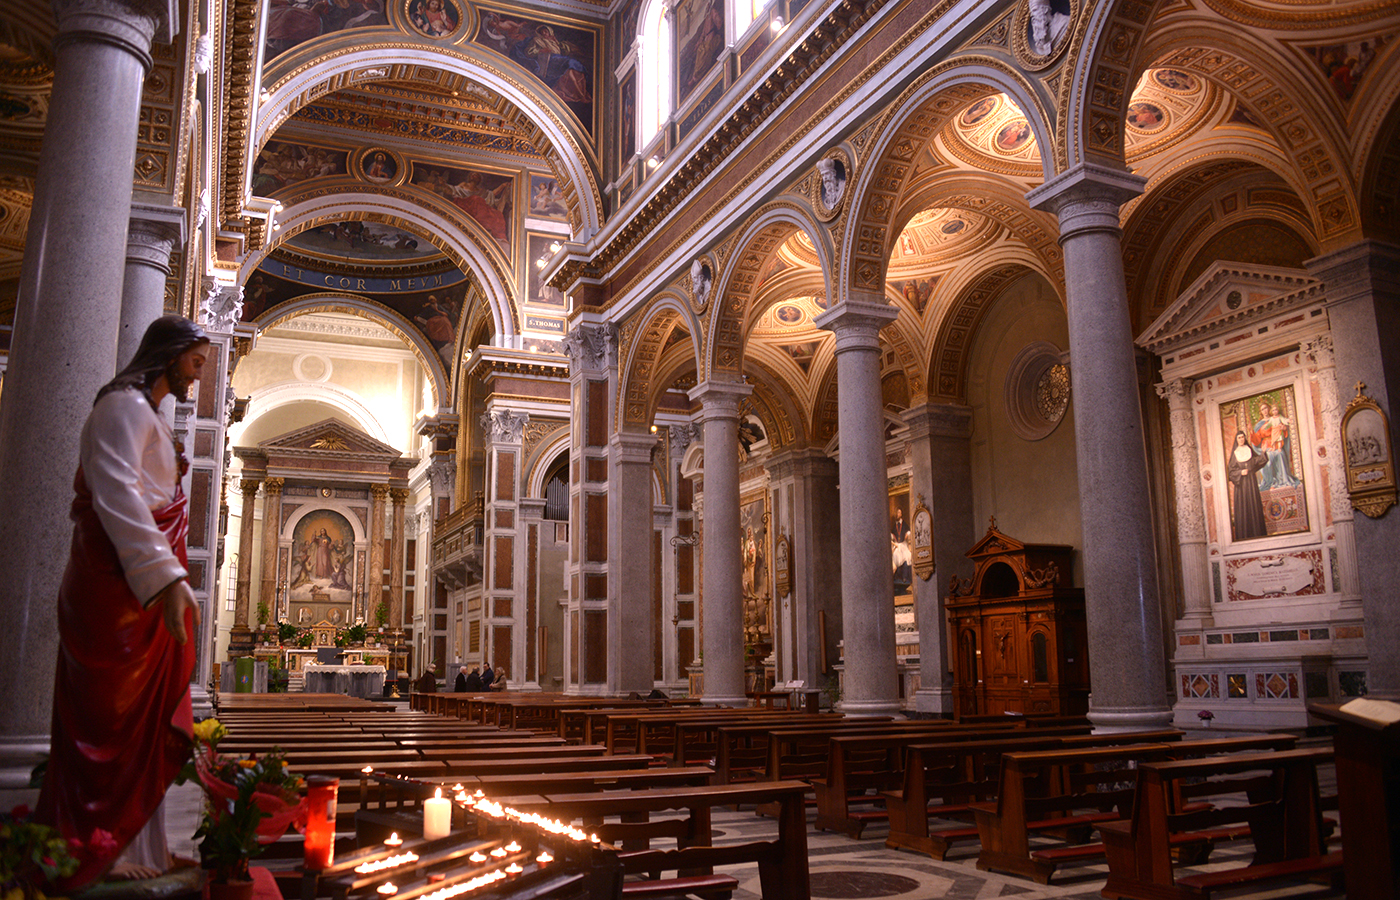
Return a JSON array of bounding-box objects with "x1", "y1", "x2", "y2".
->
[{"x1": 153, "y1": 578, "x2": 200, "y2": 645}]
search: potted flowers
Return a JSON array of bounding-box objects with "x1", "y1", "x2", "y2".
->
[
  {"x1": 185, "y1": 720, "x2": 306, "y2": 900},
  {"x1": 1197, "y1": 709, "x2": 1215, "y2": 728},
  {"x1": 0, "y1": 805, "x2": 89, "y2": 900}
]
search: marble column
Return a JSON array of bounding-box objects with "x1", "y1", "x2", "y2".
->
[
  {"x1": 0, "y1": 0, "x2": 174, "y2": 770},
  {"x1": 903, "y1": 402, "x2": 976, "y2": 716},
  {"x1": 814, "y1": 297, "x2": 901, "y2": 717},
  {"x1": 369, "y1": 484, "x2": 389, "y2": 628},
  {"x1": 1156, "y1": 379, "x2": 1213, "y2": 626},
  {"x1": 1028, "y1": 163, "x2": 1172, "y2": 730},
  {"x1": 688, "y1": 380, "x2": 751, "y2": 706},
  {"x1": 390, "y1": 487, "x2": 409, "y2": 671},
  {"x1": 609, "y1": 431, "x2": 658, "y2": 694},
  {"x1": 229, "y1": 478, "x2": 261, "y2": 658},
  {"x1": 1302, "y1": 335, "x2": 1361, "y2": 602},
  {"x1": 766, "y1": 448, "x2": 841, "y2": 689},
  {"x1": 257, "y1": 477, "x2": 284, "y2": 640},
  {"x1": 1307, "y1": 241, "x2": 1400, "y2": 698},
  {"x1": 118, "y1": 204, "x2": 186, "y2": 366}
]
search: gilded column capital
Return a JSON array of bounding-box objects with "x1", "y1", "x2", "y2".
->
[
  {"x1": 239, "y1": 478, "x2": 261, "y2": 497},
  {"x1": 389, "y1": 487, "x2": 410, "y2": 505},
  {"x1": 370, "y1": 483, "x2": 391, "y2": 502},
  {"x1": 263, "y1": 477, "x2": 284, "y2": 496}
]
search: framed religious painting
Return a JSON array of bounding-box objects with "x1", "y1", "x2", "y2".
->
[
  {"x1": 1341, "y1": 384, "x2": 1397, "y2": 518},
  {"x1": 1218, "y1": 385, "x2": 1310, "y2": 542},
  {"x1": 911, "y1": 494, "x2": 934, "y2": 582},
  {"x1": 889, "y1": 485, "x2": 912, "y2": 603},
  {"x1": 773, "y1": 531, "x2": 792, "y2": 600}
]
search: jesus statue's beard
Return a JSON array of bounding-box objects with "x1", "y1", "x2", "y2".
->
[{"x1": 166, "y1": 366, "x2": 195, "y2": 402}]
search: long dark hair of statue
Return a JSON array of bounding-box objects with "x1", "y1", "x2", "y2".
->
[{"x1": 96, "y1": 315, "x2": 210, "y2": 406}]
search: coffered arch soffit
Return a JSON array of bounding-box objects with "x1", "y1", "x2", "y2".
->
[
  {"x1": 253, "y1": 44, "x2": 603, "y2": 238},
  {"x1": 706, "y1": 202, "x2": 833, "y2": 382},
  {"x1": 1358, "y1": 99, "x2": 1400, "y2": 242},
  {"x1": 1133, "y1": 21, "x2": 1363, "y2": 248},
  {"x1": 1122, "y1": 161, "x2": 1318, "y2": 330},
  {"x1": 239, "y1": 193, "x2": 517, "y2": 350},
  {"x1": 927, "y1": 258, "x2": 1043, "y2": 403},
  {"x1": 251, "y1": 293, "x2": 448, "y2": 411},
  {"x1": 618, "y1": 294, "x2": 702, "y2": 429},
  {"x1": 741, "y1": 358, "x2": 809, "y2": 451},
  {"x1": 840, "y1": 60, "x2": 1052, "y2": 300}
]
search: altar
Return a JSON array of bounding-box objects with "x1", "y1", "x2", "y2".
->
[{"x1": 302, "y1": 663, "x2": 386, "y2": 698}]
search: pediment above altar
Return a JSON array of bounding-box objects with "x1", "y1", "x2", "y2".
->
[
  {"x1": 260, "y1": 418, "x2": 402, "y2": 458},
  {"x1": 1136, "y1": 263, "x2": 1322, "y2": 358},
  {"x1": 234, "y1": 418, "x2": 413, "y2": 482}
]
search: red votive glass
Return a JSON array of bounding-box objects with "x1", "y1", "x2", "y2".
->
[{"x1": 304, "y1": 775, "x2": 340, "y2": 870}]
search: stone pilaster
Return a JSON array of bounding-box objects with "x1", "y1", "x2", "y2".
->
[
  {"x1": 688, "y1": 380, "x2": 752, "y2": 706},
  {"x1": 480, "y1": 408, "x2": 526, "y2": 683},
  {"x1": 814, "y1": 297, "x2": 901, "y2": 717},
  {"x1": 610, "y1": 430, "x2": 658, "y2": 694},
  {"x1": 0, "y1": 0, "x2": 175, "y2": 764},
  {"x1": 1308, "y1": 241, "x2": 1400, "y2": 697},
  {"x1": 389, "y1": 487, "x2": 409, "y2": 671},
  {"x1": 118, "y1": 204, "x2": 186, "y2": 365},
  {"x1": 257, "y1": 477, "x2": 283, "y2": 639},
  {"x1": 1028, "y1": 163, "x2": 1172, "y2": 730},
  {"x1": 1303, "y1": 334, "x2": 1362, "y2": 603},
  {"x1": 1156, "y1": 379, "x2": 1213, "y2": 626},
  {"x1": 228, "y1": 478, "x2": 261, "y2": 658},
  {"x1": 902, "y1": 402, "x2": 975, "y2": 716},
  {"x1": 369, "y1": 484, "x2": 389, "y2": 627}
]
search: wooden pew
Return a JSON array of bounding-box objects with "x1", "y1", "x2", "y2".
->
[
  {"x1": 1100, "y1": 747, "x2": 1341, "y2": 900},
  {"x1": 972, "y1": 735, "x2": 1303, "y2": 884},
  {"x1": 810, "y1": 724, "x2": 1090, "y2": 837},
  {"x1": 668, "y1": 714, "x2": 839, "y2": 771},
  {"x1": 883, "y1": 729, "x2": 1187, "y2": 859}
]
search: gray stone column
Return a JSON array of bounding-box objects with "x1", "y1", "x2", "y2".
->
[
  {"x1": 257, "y1": 477, "x2": 283, "y2": 638},
  {"x1": 903, "y1": 402, "x2": 975, "y2": 716},
  {"x1": 1028, "y1": 163, "x2": 1172, "y2": 730},
  {"x1": 118, "y1": 204, "x2": 186, "y2": 365},
  {"x1": 766, "y1": 448, "x2": 841, "y2": 689},
  {"x1": 389, "y1": 487, "x2": 409, "y2": 671},
  {"x1": 689, "y1": 380, "x2": 751, "y2": 706},
  {"x1": 1156, "y1": 379, "x2": 1213, "y2": 626},
  {"x1": 1302, "y1": 334, "x2": 1362, "y2": 603},
  {"x1": 609, "y1": 431, "x2": 658, "y2": 694},
  {"x1": 1308, "y1": 241, "x2": 1400, "y2": 698},
  {"x1": 229, "y1": 478, "x2": 260, "y2": 658},
  {"x1": 0, "y1": 0, "x2": 174, "y2": 770},
  {"x1": 369, "y1": 484, "x2": 389, "y2": 626},
  {"x1": 814, "y1": 297, "x2": 901, "y2": 717}
]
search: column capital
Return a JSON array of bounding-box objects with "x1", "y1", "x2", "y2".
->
[
  {"x1": 610, "y1": 430, "x2": 657, "y2": 464},
  {"x1": 1154, "y1": 378, "x2": 1194, "y2": 404},
  {"x1": 688, "y1": 380, "x2": 752, "y2": 421},
  {"x1": 669, "y1": 422, "x2": 699, "y2": 459},
  {"x1": 263, "y1": 476, "x2": 284, "y2": 496},
  {"x1": 200, "y1": 279, "x2": 244, "y2": 335},
  {"x1": 239, "y1": 477, "x2": 261, "y2": 497},
  {"x1": 1302, "y1": 333, "x2": 1334, "y2": 368},
  {"x1": 427, "y1": 456, "x2": 456, "y2": 496},
  {"x1": 125, "y1": 204, "x2": 185, "y2": 274},
  {"x1": 480, "y1": 408, "x2": 528, "y2": 444},
  {"x1": 370, "y1": 483, "x2": 391, "y2": 502},
  {"x1": 1307, "y1": 240, "x2": 1400, "y2": 305},
  {"x1": 766, "y1": 446, "x2": 838, "y2": 481},
  {"x1": 814, "y1": 300, "x2": 898, "y2": 353},
  {"x1": 53, "y1": 0, "x2": 177, "y2": 66},
  {"x1": 561, "y1": 321, "x2": 618, "y2": 374},
  {"x1": 1026, "y1": 162, "x2": 1145, "y2": 238},
  {"x1": 902, "y1": 401, "x2": 973, "y2": 439},
  {"x1": 389, "y1": 487, "x2": 410, "y2": 505}
]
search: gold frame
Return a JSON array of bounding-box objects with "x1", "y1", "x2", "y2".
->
[
  {"x1": 1341, "y1": 382, "x2": 1397, "y2": 519},
  {"x1": 912, "y1": 494, "x2": 935, "y2": 582}
]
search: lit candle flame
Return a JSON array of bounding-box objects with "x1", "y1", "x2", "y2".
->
[
  {"x1": 536, "y1": 852, "x2": 553, "y2": 865},
  {"x1": 505, "y1": 863, "x2": 522, "y2": 876},
  {"x1": 376, "y1": 884, "x2": 397, "y2": 895},
  {"x1": 362, "y1": 766, "x2": 374, "y2": 774},
  {"x1": 354, "y1": 852, "x2": 419, "y2": 874},
  {"x1": 383, "y1": 833, "x2": 403, "y2": 848},
  {"x1": 504, "y1": 841, "x2": 521, "y2": 852},
  {"x1": 468, "y1": 851, "x2": 487, "y2": 865},
  {"x1": 489, "y1": 847, "x2": 507, "y2": 859}
]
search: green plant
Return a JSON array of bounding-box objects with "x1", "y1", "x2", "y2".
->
[
  {"x1": 343, "y1": 623, "x2": 367, "y2": 645},
  {"x1": 278, "y1": 621, "x2": 298, "y2": 643},
  {"x1": 185, "y1": 720, "x2": 305, "y2": 883},
  {"x1": 295, "y1": 630, "x2": 313, "y2": 648},
  {"x1": 268, "y1": 667, "x2": 289, "y2": 693},
  {"x1": 255, "y1": 600, "x2": 270, "y2": 626},
  {"x1": 373, "y1": 601, "x2": 389, "y2": 628},
  {"x1": 1, "y1": 805, "x2": 86, "y2": 897}
]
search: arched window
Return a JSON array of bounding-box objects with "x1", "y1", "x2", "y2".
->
[
  {"x1": 638, "y1": 0, "x2": 671, "y2": 146},
  {"x1": 734, "y1": 0, "x2": 772, "y2": 36}
]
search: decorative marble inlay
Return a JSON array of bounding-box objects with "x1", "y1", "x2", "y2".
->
[
  {"x1": 1339, "y1": 671, "x2": 1367, "y2": 697},
  {"x1": 1256, "y1": 672, "x2": 1297, "y2": 700},
  {"x1": 1227, "y1": 673, "x2": 1247, "y2": 698},
  {"x1": 1182, "y1": 673, "x2": 1217, "y2": 699}
]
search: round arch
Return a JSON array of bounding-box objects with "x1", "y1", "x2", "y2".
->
[
  {"x1": 618, "y1": 293, "x2": 703, "y2": 430},
  {"x1": 707, "y1": 200, "x2": 834, "y2": 380},
  {"x1": 249, "y1": 292, "x2": 451, "y2": 411},
  {"x1": 282, "y1": 499, "x2": 369, "y2": 543},
  {"x1": 526, "y1": 432, "x2": 572, "y2": 500},
  {"x1": 240, "y1": 382, "x2": 393, "y2": 447},
  {"x1": 926, "y1": 255, "x2": 1044, "y2": 404},
  {"x1": 253, "y1": 44, "x2": 603, "y2": 239},
  {"x1": 241, "y1": 194, "x2": 517, "y2": 350},
  {"x1": 839, "y1": 60, "x2": 1052, "y2": 301}
]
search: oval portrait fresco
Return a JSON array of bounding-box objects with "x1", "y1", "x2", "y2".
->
[
  {"x1": 361, "y1": 148, "x2": 399, "y2": 184},
  {"x1": 961, "y1": 95, "x2": 998, "y2": 126},
  {"x1": 775, "y1": 305, "x2": 803, "y2": 325},
  {"x1": 408, "y1": 0, "x2": 460, "y2": 38},
  {"x1": 1153, "y1": 68, "x2": 1197, "y2": 92},
  {"x1": 1127, "y1": 101, "x2": 1167, "y2": 132},
  {"x1": 996, "y1": 119, "x2": 1032, "y2": 151}
]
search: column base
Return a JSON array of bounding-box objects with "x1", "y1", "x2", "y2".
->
[
  {"x1": 190, "y1": 684, "x2": 213, "y2": 720},
  {"x1": 838, "y1": 698, "x2": 904, "y2": 718},
  {"x1": 1087, "y1": 705, "x2": 1176, "y2": 733},
  {"x1": 700, "y1": 694, "x2": 748, "y2": 708},
  {"x1": 911, "y1": 687, "x2": 954, "y2": 716},
  {"x1": 0, "y1": 735, "x2": 49, "y2": 790},
  {"x1": 226, "y1": 626, "x2": 254, "y2": 660}
]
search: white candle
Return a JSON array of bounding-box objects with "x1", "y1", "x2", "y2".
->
[{"x1": 423, "y1": 789, "x2": 451, "y2": 840}]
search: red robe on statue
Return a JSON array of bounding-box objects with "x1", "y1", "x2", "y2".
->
[{"x1": 36, "y1": 469, "x2": 196, "y2": 890}]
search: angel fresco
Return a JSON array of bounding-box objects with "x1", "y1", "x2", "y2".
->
[{"x1": 477, "y1": 11, "x2": 594, "y2": 128}]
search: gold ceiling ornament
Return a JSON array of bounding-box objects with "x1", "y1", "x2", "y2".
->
[{"x1": 311, "y1": 436, "x2": 351, "y2": 450}]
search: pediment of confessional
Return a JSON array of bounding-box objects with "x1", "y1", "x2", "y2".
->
[
  {"x1": 1136, "y1": 263, "x2": 1321, "y2": 359},
  {"x1": 235, "y1": 418, "x2": 412, "y2": 482}
]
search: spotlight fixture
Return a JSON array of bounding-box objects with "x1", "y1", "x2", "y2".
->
[
  {"x1": 772, "y1": 16, "x2": 784, "y2": 30},
  {"x1": 648, "y1": 156, "x2": 660, "y2": 169}
]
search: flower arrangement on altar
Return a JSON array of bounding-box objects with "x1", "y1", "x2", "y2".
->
[
  {"x1": 0, "y1": 804, "x2": 99, "y2": 899},
  {"x1": 183, "y1": 719, "x2": 307, "y2": 884}
]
